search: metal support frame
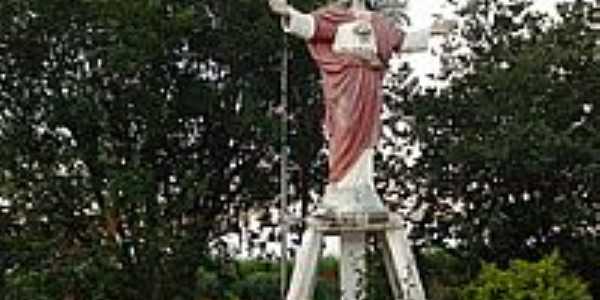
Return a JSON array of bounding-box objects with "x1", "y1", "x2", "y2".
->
[{"x1": 280, "y1": 28, "x2": 290, "y2": 300}]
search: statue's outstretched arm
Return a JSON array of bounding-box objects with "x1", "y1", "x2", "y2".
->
[
  {"x1": 268, "y1": 0, "x2": 292, "y2": 17},
  {"x1": 398, "y1": 18, "x2": 457, "y2": 53},
  {"x1": 400, "y1": 27, "x2": 431, "y2": 53},
  {"x1": 269, "y1": 0, "x2": 315, "y2": 40}
]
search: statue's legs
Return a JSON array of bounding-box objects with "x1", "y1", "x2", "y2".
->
[
  {"x1": 317, "y1": 149, "x2": 387, "y2": 218},
  {"x1": 310, "y1": 148, "x2": 386, "y2": 300}
]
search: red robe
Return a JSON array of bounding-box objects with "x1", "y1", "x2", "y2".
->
[{"x1": 307, "y1": 7, "x2": 404, "y2": 183}]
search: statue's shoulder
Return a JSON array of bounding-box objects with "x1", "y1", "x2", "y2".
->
[{"x1": 312, "y1": 5, "x2": 355, "y2": 22}]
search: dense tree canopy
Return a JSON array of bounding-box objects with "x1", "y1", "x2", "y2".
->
[
  {"x1": 393, "y1": 0, "x2": 600, "y2": 296},
  {"x1": 3, "y1": 0, "x2": 600, "y2": 299},
  {"x1": 0, "y1": 0, "x2": 324, "y2": 298}
]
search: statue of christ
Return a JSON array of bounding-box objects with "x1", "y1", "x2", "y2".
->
[{"x1": 269, "y1": 0, "x2": 453, "y2": 217}]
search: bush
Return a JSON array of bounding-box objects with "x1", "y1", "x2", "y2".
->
[
  {"x1": 461, "y1": 252, "x2": 592, "y2": 300},
  {"x1": 3, "y1": 269, "x2": 54, "y2": 300},
  {"x1": 234, "y1": 271, "x2": 280, "y2": 300},
  {"x1": 420, "y1": 249, "x2": 477, "y2": 300},
  {"x1": 3, "y1": 255, "x2": 120, "y2": 300},
  {"x1": 233, "y1": 258, "x2": 339, "y2": 300}
]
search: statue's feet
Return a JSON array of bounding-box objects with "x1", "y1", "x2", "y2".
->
[
  {"x1": 311, "y1": 184, "x2": 389, "y2": 223},
  {"x1": 311, "y1": 204, "x2": 337, "y2": 219}
]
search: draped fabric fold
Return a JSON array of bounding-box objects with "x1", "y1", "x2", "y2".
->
[{"x1": 306, "y1": 6, "x2": 404, "y2": 183}]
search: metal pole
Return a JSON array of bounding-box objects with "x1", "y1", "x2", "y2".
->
[{"x1": 280, "y1": 28, "x2": 290, "y2": 300}]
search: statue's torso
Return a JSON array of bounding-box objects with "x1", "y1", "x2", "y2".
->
[
  {"x1": 331, "y1": 13, "x2": 382, "y2": 65},
  {"x1": 332, "y1": 20, "x2": 377, "y2": 55}
]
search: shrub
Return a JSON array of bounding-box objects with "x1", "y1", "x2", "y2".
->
[
  {"x1": 234, "y1": 271, "x2": 280, "y2": 300},
  {"x1": 461, "y1": 252, "x2": 592, "y2": 300},
  {"x1": 233, "y1": 258, "x2": 339, "y2": 300},
  {"x1": 420, "y1": 249, "x2": 476, "y2": 300}
]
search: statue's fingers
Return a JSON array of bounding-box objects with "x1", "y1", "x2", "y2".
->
[
  {"x1": 268, "y1": 0, "x2": 280, "y2": 12},
  {"x1": 269, "y1": 0, "x2": 280, "y2": 10}
]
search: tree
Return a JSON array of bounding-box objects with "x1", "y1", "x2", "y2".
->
[
  {"x1": 0, "y1": 0, "x2": 324, "y2": 298},
  {"x1": 390, "y1": 0, "x2": 600, "y2": 296}
]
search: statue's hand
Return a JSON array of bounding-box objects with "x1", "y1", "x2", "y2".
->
[
  {"x1": 431, "y1": 18, "x2": 458, "y2": 35},
  {"x1": 269, "y1": 0, "x2": 290, "y2": 16}
]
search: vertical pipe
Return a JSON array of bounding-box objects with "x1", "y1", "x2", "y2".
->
[{"x1": 280, "y1": 30, "x2": 289, "y2": 300}]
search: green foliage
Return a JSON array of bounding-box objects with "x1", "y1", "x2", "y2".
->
[
  {"x1": 363, "y1": 246, "x2": 476, "y2": 300},
  {"x1": 419, "y1": 248, "x2": 477, "y2": 300},
  {"x1": 0, "y1": 0, "x2": 324, "y2": 299},
  {"x1": 378, "y1": 0, "x2": 600, "y2": 298},
  {"x1": 390, "y1": 0, "x2": 600, "y2": 296},
  {"x1": 234, "y1": 271, "x2": 280, "y2": 300},
  {"x1": 196, "y1": 265, "x2": 237, "y2": 300},
  {"x1": 194, "y1": 257, "x2": 337, "y2": 300},
  {"x1": 191, "y1": 251, "x2": 497, "y2": 300},
  {"x1": 315, "y1": 257, "x2": 340, "y2": 300},
  {"x1": 3, "y1": 250, "x2": 120, "y2": 300},
  {"x1": 4, "y1": 270, "x2": 54, "y2": 300},
  {"x1": 461, "y1": 253, "x2": 592, "y2": 300}
]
